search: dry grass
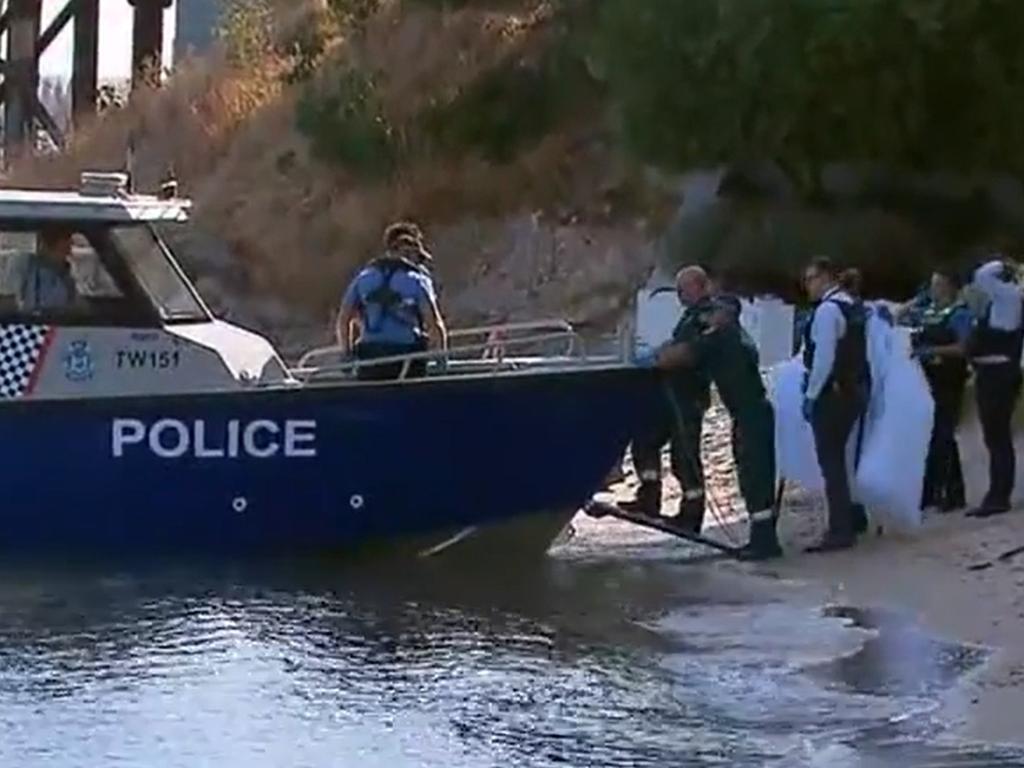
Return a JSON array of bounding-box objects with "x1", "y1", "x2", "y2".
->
[
  {"x1": 7, "y1": 51, "x2": 287, "y2": 191},
  {"x1": 0, "y1": 0, "x2": 645, "y2": 321}
]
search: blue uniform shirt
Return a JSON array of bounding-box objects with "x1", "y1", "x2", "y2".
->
[
  {"x1": 899, "y1": 298, "x2": 970, "y2": 342},
  {"x1": 341, "y1": 261, "x2": 437, "y2": 346},
  {"x1": 16, "y1": 256, "x2": 76, "y2": 311},
  {"x1": 902, "y1": 285, "x2": 931, "y2": 325},
  {"x1": 945, "y1": 304, "x2": 973, "y2": 344}
]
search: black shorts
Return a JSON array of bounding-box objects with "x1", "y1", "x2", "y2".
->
[{"x1": 354, "y1": 340, "x2": 428, "y2": 381}]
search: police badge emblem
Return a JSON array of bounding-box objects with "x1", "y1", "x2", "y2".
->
[{"x1": 63, "y1": 339, "x2": 95, "y2": 382}]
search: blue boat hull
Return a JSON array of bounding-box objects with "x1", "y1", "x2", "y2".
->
[{"x1": 1, "y1": 367, "x2": 659, "y2": 555}]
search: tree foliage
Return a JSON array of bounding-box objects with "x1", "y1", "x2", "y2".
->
[
  {"x1": 218, "y1": 0, "x2": 276, "y2": 69},
  {"x1": 421, "y1": 42, "x2": 595, "y2": 162},
  {"x1": 296, "y1": 70, "x2": 397, "y2": 179},
  {"x1": 591, "y1": 0, "x2": 1024, "y2": 188}
]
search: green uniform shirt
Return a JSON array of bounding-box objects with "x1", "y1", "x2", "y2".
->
[
  {"x1": 669, "y1": 297, "x2": 714, "y2": 413},
  {"x1": 693, "y1": 322, "x2": 766, "y2": 416},
  {"x1": 688, "y1": 296, "x2": 767, "y2": 417},
  {"x1": 690, "y1": 297, "x2": 776, "y2": 514}
]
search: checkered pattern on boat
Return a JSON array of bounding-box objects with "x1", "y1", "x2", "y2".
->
[{"x1": 0, "y1": 324, "x2": 51, "y2": 398}]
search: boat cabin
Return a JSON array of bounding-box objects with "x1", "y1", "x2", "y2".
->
[
  {"x1": 0, "y1": 172, "x2": 613, "y2": 402},
  {"x1": 0, "y1": 173, "x2": 290, "y2": 400}
]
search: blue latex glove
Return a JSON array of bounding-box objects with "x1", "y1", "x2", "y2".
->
[
  {"x1": 801, "y1": 397, "x2": 815, "y2": 423},
  {"x1": 633, "y1": 349, "x2": 657, "y2": 368}
]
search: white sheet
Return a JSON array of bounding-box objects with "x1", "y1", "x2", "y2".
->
[
  {"x1": 771, "y1": 305, "x2": 934, "y2": 532},
  {"x1": 854, "y1": 354, "x2": 933, "y2": 531}
]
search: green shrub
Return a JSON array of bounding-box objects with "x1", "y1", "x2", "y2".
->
[
  {"x1": 279, "y1": 14, "x2": 334, "y2": 84},
  {"x1": 401, "y1": 0, "x2": 522, "y2": 9},
  {"x1": 296, "y1": 70, "x2": 397, "y2": 179},
  {"x1": 327, "y1": 0, "x2": 384, "y2": 27},
  {"x1": 420, "y1": 35, "x2": 597, "y2": 162}
]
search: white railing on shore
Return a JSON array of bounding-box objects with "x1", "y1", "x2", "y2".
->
[{"x1": 289, "y1": 319, "x2": 626, "y2": 384}]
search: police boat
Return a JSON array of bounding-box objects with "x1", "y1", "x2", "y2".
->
[{"x1": 0, "y1": 173, "x2": 658, "y2": 559}]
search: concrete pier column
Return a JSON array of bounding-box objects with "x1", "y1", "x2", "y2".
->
[
  {"x1": 4, "y1": 0, "x2": 42, "y2": 151},
  {"x1": 127, "y1": 0, "x2": 172, "y2": 88},
  {"x1": 73, "y1": 0, "x2": 100, "y2": 121}
]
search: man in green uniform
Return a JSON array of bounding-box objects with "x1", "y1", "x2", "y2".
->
[
  {"x1": 655, "y1": 278, "x2": 783, "y2": 560},
  {"x1": 622, "y1": 267, "x2": 713, "y2": 533}
]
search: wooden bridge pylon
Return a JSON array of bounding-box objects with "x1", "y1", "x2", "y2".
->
[{"x1": 0, "y1": 0, "x2": 172, "y2": 158}]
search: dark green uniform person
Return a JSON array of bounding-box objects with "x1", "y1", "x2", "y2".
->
[
  {"x1": 690, "y1": 295, "x2": 783, "y2": 560},
  {"x1": 903, "y1": 271, "x2": 972, "y2": 512},
  {"x1": 623, "y1": 295, "x2": 713, "y2": 533}
]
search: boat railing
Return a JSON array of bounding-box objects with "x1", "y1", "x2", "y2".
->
[{"x1": 290, "y1": 319, "x2": 622, "y2": 383}]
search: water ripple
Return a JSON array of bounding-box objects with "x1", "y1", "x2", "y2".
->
[{"x1": 0, "y1": 559, "x2": 1019, "y2": 767}]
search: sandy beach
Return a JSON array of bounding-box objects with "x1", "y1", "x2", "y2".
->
[
  {"x1": 600, "y1": 397, "x2": 1024, "y2": 749},
  {"x1": 771, "y1": 509, "x2": 1024, "y2": 748}
]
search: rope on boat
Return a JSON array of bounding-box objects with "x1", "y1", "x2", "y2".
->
[{"x1": 660, "y1": 379, "x2": 744, "y2": 547}]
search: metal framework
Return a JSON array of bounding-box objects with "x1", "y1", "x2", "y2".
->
[
  {"x1": 292, "y1": 320, "x2": 624, "y2": 385},
  {"x1": 0, "y1": 0, "x2": 171, "y2": 157}
]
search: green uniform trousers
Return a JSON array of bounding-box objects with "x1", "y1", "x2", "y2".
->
[{"x1": 730, "y1": 399, "x2": 776, "y2": 514}]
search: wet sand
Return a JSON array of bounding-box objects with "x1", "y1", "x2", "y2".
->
[
  {"x1": 601, "y1": 398, "x2": 1024, "y2": 749},
  {"x1": 771, "y1": 510, "x2": 1024, "y2": 749}
]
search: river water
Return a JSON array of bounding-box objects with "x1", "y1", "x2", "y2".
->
[{"x1": 0, "y1": 516, "x2": 1021, "y2": 768}]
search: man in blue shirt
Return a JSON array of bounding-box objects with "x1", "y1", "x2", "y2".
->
[
  {"x1": 336, "y1": 223, "x2": 447, "y2": 381},
  {"x1": 16, "y1": 226, "x2": 78, "y2": 312},
  {"x1": 904, "y1": 268, "x2": 973, "y2": 512}
]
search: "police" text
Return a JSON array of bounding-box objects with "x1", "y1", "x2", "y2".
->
[{"x1": 111, "y1": 418, "x2": 318, "y2": 459}]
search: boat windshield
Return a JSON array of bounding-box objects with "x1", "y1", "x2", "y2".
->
[{"x1": 108, "y1": 224, "x2": 209, "y2": 323}]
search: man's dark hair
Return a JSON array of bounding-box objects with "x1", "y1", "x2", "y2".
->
[
  {"x1": 838, "y1": 268, "x2": 862, "y2": 296},
  {"x1": 806, "y1": 256, "x2": 836, "y2": 278},
  {"x1": 38, "y1": 226, "x2": 73, "y2": 249},
  {"x1": 383, "y1": 221, "x2": 424, "y2": 250}
]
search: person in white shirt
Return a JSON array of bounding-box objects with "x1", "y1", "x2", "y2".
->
[
  {"x1": 965, "y1": 258, "x2": 1024, "y2": 517},
  {"x1": 800, "y1": 258, "x2": 871, "y2": 552}
]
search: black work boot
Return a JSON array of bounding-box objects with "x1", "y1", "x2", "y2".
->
[
  {"x1": 620, "y1": 481, "x2": 662, "y2": 518},
  {"x1": 737, "y1": 513, "x2": 783, "y2": 561},
  {"x1": 939, "y1": 495, "x2": 965, "y2": 513},
  {"x1": 967, "y1": 504, "x2": 1011, "y2": 519},
  {"x1": 852, "y1": 504, "x2": 869, "y2": 535}
]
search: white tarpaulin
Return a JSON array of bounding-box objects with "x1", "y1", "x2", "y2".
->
[
  {"x1": 772, "y1": 357, "x2": 825, "y2": 491},
  {"x1": 854, "y1": 352, "x2": 933, "y2": 531},
  {"x1": 771, "y1": 307, "x2": 934, "y2": 532}
]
